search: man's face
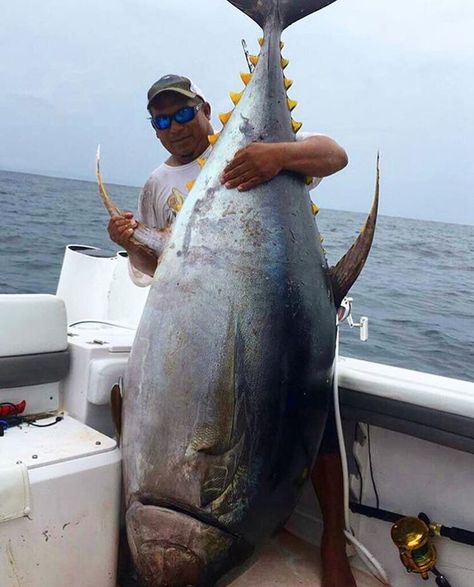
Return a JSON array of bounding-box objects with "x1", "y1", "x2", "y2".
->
[{"x1": 149, "y1": 92, "x2": 212, "y2": 164}]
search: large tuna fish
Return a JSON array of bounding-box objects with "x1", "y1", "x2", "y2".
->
[{"x1": 98, "y1": 0, "x2": 379, "y2": 585}]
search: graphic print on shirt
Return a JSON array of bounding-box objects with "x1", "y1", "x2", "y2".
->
[{"x1": 167, "y1": 187, "x2": 186, "y2": 219}]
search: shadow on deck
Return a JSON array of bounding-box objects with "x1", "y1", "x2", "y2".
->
[{"x1": 118, "y1": 529, "x2": 384, "y2": 586}]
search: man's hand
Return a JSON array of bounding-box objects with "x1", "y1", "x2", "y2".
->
[
  {"x1": 222, "y1": 137, "x2": 348, "y2": 193},
  {"x1": 108, "y1": 212, "x2": 138, "y2": 248},
  {"x1": 222, "y1": 143, "x2": 285, "y2": 192},
  {"x1": 107, "y1": 212, "x2": 161, "y2": 277}
]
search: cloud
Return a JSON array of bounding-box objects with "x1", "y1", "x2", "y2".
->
[
  {"x1": 328, "y1": 0, "x2": 474, "y2": 58},
  {"x1": 0, "y1": 0, "x2": 473, "y2": 224}
]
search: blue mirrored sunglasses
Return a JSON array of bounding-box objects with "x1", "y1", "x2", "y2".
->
[{"x1": 150, "y1": 103, "x2": 204, "y2": 131}]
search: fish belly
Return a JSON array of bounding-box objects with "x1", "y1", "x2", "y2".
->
[{"x1": 122, "y1": 174, "x2": 335, "y2": 552}]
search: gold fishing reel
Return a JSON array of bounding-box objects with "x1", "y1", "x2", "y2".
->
[{"x1": 391, "y1": 516, "x2": 437, "y2": 579}]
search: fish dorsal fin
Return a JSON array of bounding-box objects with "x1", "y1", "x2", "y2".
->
[
  {"x1": 226, "y1": 0, "x2": 338, "y2": 29},
  {"x1": 329, "y1": 155, "x2": 380, "y2": 308}
]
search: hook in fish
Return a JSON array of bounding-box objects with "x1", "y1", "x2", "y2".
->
[{"x1": 241, "y1": 39, "x2": 254, "y2": 73}]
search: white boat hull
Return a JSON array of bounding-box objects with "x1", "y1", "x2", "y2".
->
[{"x1": 1, "y1": 245, "x2": 473, "y2": 586}]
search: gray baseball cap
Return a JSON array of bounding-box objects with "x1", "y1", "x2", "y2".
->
[{"x1": 147, "y1": 75, "x2": 206, "y2": 108}]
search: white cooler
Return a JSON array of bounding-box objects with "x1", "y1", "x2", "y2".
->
[
  {"x1": 0, "y1": 416, "x2": 121, "y2": 587},
  {"x1": 0, "y1": 293, "x2": 123, "y2": 586}
]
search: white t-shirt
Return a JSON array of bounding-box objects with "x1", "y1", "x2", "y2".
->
[
  {"x1": 129, "y1": 133, "x2": 322, "y2": 286},
  {"x1": 135, "y1": 145, "x2": 214, "y2": 232}
]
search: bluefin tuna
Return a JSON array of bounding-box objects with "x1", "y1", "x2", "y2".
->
[{"x1": 97, "y1": 0, "x2": 379, "y2": 585}]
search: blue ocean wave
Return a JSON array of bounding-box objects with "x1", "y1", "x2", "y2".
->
[{"x1": 1, "y1": 169, "x2": 473, "y2": 382}]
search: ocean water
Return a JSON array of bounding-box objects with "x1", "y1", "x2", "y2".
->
[{"x1": 1, "y1": 169, "x2": 473, "y2": 382}]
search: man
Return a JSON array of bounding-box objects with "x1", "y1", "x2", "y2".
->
[{"x1": 109, "y1": 75, "x2": 354, "y2": 587}]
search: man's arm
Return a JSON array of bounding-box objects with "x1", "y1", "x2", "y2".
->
[
  {"x1": 108, "y1": 213, "x2": 158, "y2": 277},
  {"x1": 222, "y1": 135, "x2": 348, "y2": 192}
]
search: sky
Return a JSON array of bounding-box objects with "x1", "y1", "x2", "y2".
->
[{"x1": 1, "y1": 0, "x2": 473, "y2": 225}]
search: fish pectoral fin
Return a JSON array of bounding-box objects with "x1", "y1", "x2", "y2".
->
[
  {"x1": 110, "y1": 383, "x2": 122, "y2": 442},
  {"x1": 199, "y1": 433, "x2": 246, "y2": 508},
  {"x1": 187, "y1": 314, "x2": 241, "y2": 458},
  {"x1": 329, "y1": 154, "x2": 380, "y2": 307},
  {"x1": 187, "y1": 314, "x2": 253, "y2": 509}
]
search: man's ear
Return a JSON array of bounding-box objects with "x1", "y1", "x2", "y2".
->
[{"x1": 203, "y1": 102, "x2": 211, "y2": 120}]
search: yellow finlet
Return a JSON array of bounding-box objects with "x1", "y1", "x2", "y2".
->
[
  {"x1": 258, "y1": 37, "x2": 264, "y2": 46},
  {"x1": 291, "y1": 119, "x2": 303, "y2": 133},
  {"x1": 249, "y1": 54, "x2": 259, "y2": 67},
  {"x1": 219, "y1": 111, "x2": 233, "y2": 125},
  {"x1": 287, "y1": 98, "x2": 298, "y2": 111},
  {"x1": 186, "y1": 180, "x2": 195, "y2": 192},
  {"x1": 229, "y1": 91, "x2": 243, "y2": 105},
  {"x1": 281, "y1": 57, "x2": 289, "y2": 69},
  {"x1": 305, "y1": 176, "x2": 313, "y2": 185},
  {"x1": 280, "y1": 41, "x2": 285, "y2": 49},
  {"x1": 240, "y1": 72, "x2": 252, "y2": 86},
  {"x1": 312, "y1": 203, "x2": 320, "y2": 216},
  {"x1": 208, "y1": 132, "x2": 221, "y2": 145},
  {"x1": 284, "y1": 77, "x2": 293, "y2": 90},
  {"x1": 197, "y1": 158, "x2": 207, "y2": 168}
]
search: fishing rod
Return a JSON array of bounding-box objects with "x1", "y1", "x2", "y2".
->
[
  {"x1": 334, "y1": 301, "x2": 389, "y2": 583},
  {"x1": 350, "y1": 502, "x2": 474, "y2": 586},
  {"x1": 337, "y1": 299, "x2": 471, "y2": 586}
]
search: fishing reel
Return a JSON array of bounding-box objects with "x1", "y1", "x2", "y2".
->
[
  {"x1": 337, "y1": 297, "x2": 369, "y2": 341},
  {"x1": 391, "y1": 514, "x2": 452, "y2": 586},
  {"x1": 391, "y1": 516, "x2": 436, "y2": 579}
]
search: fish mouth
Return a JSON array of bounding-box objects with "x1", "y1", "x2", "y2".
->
[
  {"x1": 126, "y1": 499, "x2": 251, "y2": 587},
  {"x1": 136, "y1": 494, "x2": 236, "y2": 536}
]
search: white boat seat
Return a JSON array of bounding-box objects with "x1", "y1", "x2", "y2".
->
[
  {"x1": 0, "y1": 352, "x2": 69, "y2": 388},
  {"x1": 0, "y1": 294, "x2": 69, "y2": 389}
]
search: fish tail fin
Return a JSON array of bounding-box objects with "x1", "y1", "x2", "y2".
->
[{"x1": 226, "y1": 0, "x2": 337, "y2": 30}]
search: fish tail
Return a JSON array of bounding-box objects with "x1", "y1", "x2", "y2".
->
[{"x1": 226, "y1": 0, "x2": 337, "y2": 30}]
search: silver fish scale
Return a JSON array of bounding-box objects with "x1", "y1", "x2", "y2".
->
[{"x1": 122, "y1": 10, "x2": 336, "y2": 544}]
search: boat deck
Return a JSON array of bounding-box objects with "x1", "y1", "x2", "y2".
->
[
  {"x1": 229, "y1": 530, "x2": 383, "y2": 586},
  {"x1": 118, "y1": 529, "x2": 384, "y2": 586}
]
